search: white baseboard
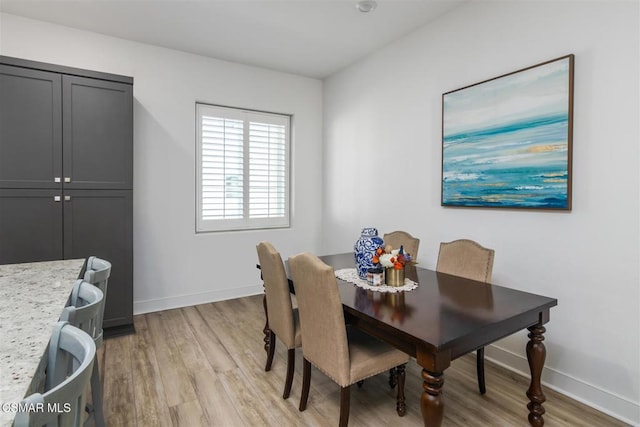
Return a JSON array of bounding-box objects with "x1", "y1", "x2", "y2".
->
[
  {"x1": 133, "y1": 284, "x2": 264, "y2": 315},
  {"x1": 484, "y1": 344, "x2": 639, "y2": 426}
]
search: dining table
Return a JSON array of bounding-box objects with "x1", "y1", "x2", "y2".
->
[
  {"x1": 0, "y1": 259, "x2": 85, "y2": 427},
  {"x1": 258, "y1": 252, "x2": 558, "y2": 427}
]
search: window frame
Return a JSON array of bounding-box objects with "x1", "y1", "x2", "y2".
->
[{"x1": 196, "y1": 103, "x2": 291, "y2": 233}]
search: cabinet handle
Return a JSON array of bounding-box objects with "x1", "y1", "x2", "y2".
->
[
  {"x1": 64, "y1": 196, "x2": 71, "y2": 201},
  {"x1": 54, "y1": 177, "x2": 61, "y2": 183},
  {"x1": 54, "y1": 196, "x2": 61, "y2": 202},
  {"x1": 64, "y1": 177, "x2": 71, "y2": 183}
]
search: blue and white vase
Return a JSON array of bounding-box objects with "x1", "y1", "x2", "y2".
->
[{"x1": 354, "y1": 227, "x2": 384, "y2": 279}]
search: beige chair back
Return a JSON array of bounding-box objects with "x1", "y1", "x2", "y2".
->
[
  {"x1": 436, "y1": 239, "x2": 494, "y2": 283},
  {"x1": 383, "y1": 231, "x2": 420, "y2": 259},
  {"x1": 257, "y1": 242, "x2": 297, "y2": 349},
  {"x1": 288, "y1": 252, "x2": 350, "y2": 385}
]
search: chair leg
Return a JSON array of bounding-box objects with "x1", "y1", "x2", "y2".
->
[
  {"x1": 265, "y1": 331, "x2": 276, "y2": 371},
  {"x1": 299, "y1": 358, "x2": 312, "y2": 411},
  {"x1": 477, "y1": 347, "x2": 486, "y2": 394},
  {"x1": 85, "y1": 357, "x2": 105, "y2": 427},
  {"x1": 339, "y1": 386, "x2": 351, "y2": 427},
  {"x1": 395, "y1": 364, "x2": 406, "y2": 417},
  {"x1": 283, "y1": 348, "x2": 295, "y2": 399},
  {"x1": 389, "y1": 367, "x2": 397, "y2": 388}
]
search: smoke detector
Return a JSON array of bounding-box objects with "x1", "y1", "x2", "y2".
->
[{"x1": 356, "y1": 0, "x2": 377, "y2": 13}]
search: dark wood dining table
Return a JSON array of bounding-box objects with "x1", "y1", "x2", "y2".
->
[{"x1": 259, "y1": 252, "x2": 558, "y2": 427}]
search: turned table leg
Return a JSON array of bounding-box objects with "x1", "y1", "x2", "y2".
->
[
  {"x1": 421, "y1": 369, "x2": 444, "y2": 426},
  {"x1": 396, "y1": 364, "x2": 406, "y2": 416},
  {"x1": 526, "y1": 323, "x2": 547, "y2": 426},
  {"x1": 263, "y1": 291, "x2": 271, "y2": 354}
]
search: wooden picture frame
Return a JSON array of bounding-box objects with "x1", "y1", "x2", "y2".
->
[{"x1": 442, "y1": 54, "x2": 574, "y2": 210}]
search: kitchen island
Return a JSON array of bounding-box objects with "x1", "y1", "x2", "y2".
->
[{"x1": 0, "y1": 259, "x2": 84, "y2": 427}]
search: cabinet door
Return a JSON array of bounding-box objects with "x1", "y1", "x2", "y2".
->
[
  {"x1": 0, "y1": 189, "x2": 63, "y2": 264},
  {"x1": 63, "y1": 76, "x2": 133, "y2": 190},
  {"x1": 0, "y1": 65, "x2": 62, "y2": 189},
  {"x1": 63, "y1": 190, "x2": 133, "y2": 328}
]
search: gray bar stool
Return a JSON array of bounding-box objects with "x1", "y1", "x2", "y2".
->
[
  {"x1": 83, "y1": 256, "x2": 112, "y2": 348},
  {"x1": 62, "y1": 280, "x2": 106, "y2": 427},
  {"x1": 81, "y1": 257, "x2": 111, "y2": 427},
  {"x1": 14, "y1": 321, "x2": 96, "y2": 427}
]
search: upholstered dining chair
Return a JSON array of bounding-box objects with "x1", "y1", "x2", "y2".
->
[
  {"x1": 382, "y1": 230, "x2": 420, "y2": 388},
  {"x1": 436, "y1": 238, "x2": 495, "y2": 394},
  {"x1": 383, "y1": 230, "x2": 420, "y2": 260},
  {"x1": 289, "y1": 252, "x2": 410, "y2": 427},
  {"x1": 256, "y1": 241, "x2": 302, "y2": 399},
  {"x1": 14, "y1": 322, "x2": 96, "y2": 427}
]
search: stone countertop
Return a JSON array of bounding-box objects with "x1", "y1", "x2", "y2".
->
[{"x1": 0, "y1": 259, "x2": 84, "y2": 426}]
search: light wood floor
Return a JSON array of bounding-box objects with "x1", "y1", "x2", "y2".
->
[{"x1": 99, "y1": 295, "x2": 627, "y2": 426}]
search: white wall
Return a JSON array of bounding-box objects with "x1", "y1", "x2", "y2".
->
[
  {"x1": 0, "y1": 13, "x2": 324, "y2": 313},
  {"x1": 323, "y1": 0, "x2": 639, "y2": 424}
]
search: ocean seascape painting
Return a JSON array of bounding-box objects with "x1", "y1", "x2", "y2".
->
[{"x1": 442, "y1": 55, "x2": 574, "y2": 210}]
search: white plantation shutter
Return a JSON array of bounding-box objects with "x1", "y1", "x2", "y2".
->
[
  {"x1": 249, "y1": 121, "x2": 286, "y2": 218},
  {"x1": 196, "y1": 104, "x2": 290, "y2": 232},
  {"x1": 201, "y1": 116, "x2": 244, "y2": 220}
]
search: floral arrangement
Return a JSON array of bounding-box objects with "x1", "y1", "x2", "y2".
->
[{"x1": 372, "y1": 245, "x2": 412, "y2": 270}]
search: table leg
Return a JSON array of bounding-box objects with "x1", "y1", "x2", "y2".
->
[
  {"x1": 526, "y1": 323, "x2": 547, "y2": 426},
  {"x1": 420, "y1": 369, "x2": 444, "y2": 426},
  {"x1": 396, "y1": 364, "x2": 406, "y2": 416},
  {"x1": 263, "y1": 293, "x2": 271, "y2": 353}
]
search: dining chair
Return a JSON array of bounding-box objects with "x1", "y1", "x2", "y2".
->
[
  {"x1": 383, "y1": 230, "x2": 420, "y2": 259},
  {"x1": 61, "y1": 279, "x2": 106, "y2": 427},
  {"x1": 436, "y1": 238, "x2": 495, "y2": 394},
  {"x1": 256, "y1": 241, "x2": 302, "y2": 399},
  {"x1": 289, "y1": 252, "x2": 410, "y2": 426},
  {"x1": 382, "y1": 230, "x2": 420, "y2": 388},
  {"x1": 14, "y1": 322, "x2": 96, "y2": 427}
]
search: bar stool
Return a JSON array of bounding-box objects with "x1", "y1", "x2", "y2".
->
[
  {"x1": 83, "y1": 256, "x2": 112, "y2": 348},
  {"x1": 62, "y1": 279, "x2": 106, "y2": 427},
  {"x1": 14, "y1": 321, "x2": 96, "y2": 427},
  {"x1": 82, "y1": 257, "x2": 111, "y2": 427}
]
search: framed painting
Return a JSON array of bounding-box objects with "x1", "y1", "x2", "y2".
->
[{"x1": 442, "y1": 54, "x2": 574, "y2": 210}]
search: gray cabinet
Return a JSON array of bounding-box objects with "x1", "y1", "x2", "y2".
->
[
  {"x1": 0, "y1": 189, "x2": 63, "y2": 263},
  {"x1": 0, "y1": 56, "x2": 134, "y2": 335},
  {"x1": 63, "y1": 190, "x2": 133, "y2": 329},
  {"x1": 0, "y1": 66, "x2": 62, "y2": 189},
  {"x1": 63, "y1": 76, "x2": 133, "y2": 190}
]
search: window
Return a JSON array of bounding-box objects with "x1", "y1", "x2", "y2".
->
[{"x1": 196, "y1": 103, "x2": 291, "y2": 232}]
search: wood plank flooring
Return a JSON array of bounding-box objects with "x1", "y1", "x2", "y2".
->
[{"x1": 100, "y1": 295, "x2": 628, "y2": 426}]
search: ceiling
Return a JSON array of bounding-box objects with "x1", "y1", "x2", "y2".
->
[{"x1": 0, "y1": 0, "x2": 466, "y2": 79}]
